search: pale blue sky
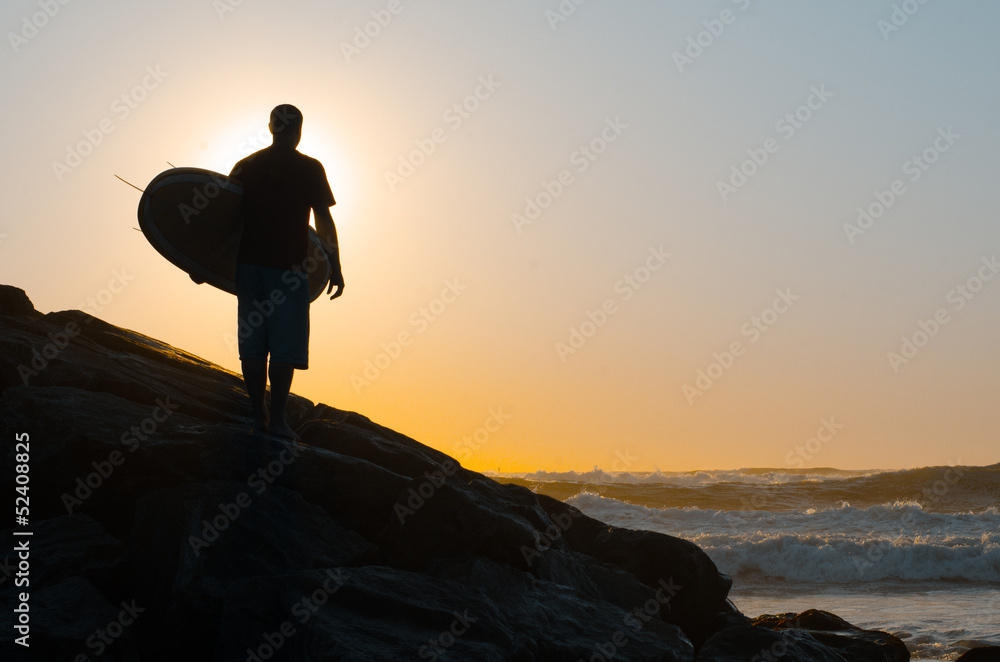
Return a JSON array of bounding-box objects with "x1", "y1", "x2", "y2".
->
[{"x1": 2, "y1": 1, "x2": 999, "y2": 470}]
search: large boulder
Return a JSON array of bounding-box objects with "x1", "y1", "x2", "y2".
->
[
  {"x1": 535, "y1": 493, "x2": 732, "y2": 645},
  {"x1": 751, "y1": 610, "x2": 909, "y2": 662}
]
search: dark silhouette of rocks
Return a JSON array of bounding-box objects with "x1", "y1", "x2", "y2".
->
[
  {"x1": 0, "y1": 285, "x2": 908, "y2": 660},
  {"x1": 956, "y1": 646, "x2": 1000, "y2": 662}
]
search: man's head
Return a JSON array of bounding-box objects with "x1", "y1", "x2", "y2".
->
[{"x1": 269, "y1": 104, "x2": 303, "y2": 148}]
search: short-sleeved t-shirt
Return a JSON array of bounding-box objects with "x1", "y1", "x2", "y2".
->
[{"x1": 231, "y1": 146, "x2": 335, "y2": 270}]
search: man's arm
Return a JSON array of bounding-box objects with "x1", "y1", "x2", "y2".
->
[{"x1": 313, "y1": 205, "x2": 344, "y2": 299}]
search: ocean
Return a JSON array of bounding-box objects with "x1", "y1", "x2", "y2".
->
[{"x1": 496, "y1": 464, "x2": 1000, "y2": 661}]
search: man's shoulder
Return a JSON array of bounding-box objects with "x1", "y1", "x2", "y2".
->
[
  {"x1": 231, "y1": 148, "x2": 267, "y2": 178},
  {"x1": 230, "y1": 147, "x2": 326, "y2": 181},
  {"x1": 292, "y1": 150, "x2": 326, "y2": 171}
]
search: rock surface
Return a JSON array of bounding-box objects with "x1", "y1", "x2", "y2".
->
[
  {"x1": 0, "y1": 285, "x2": 908, "y2": 661},
  {"x1": 956, "y1": 647, "x2": 1000, "y2": 662}
]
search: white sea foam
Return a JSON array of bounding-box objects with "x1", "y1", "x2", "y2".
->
[
  {"x1": 497, "y1": 466, "x2": 876, "y2": 486},
  {"x1": 564, "y1": 492, "x2": 1000, "y2": 584},
  {"x1": 525, "y1": 467, "x2": 1000, "y2": 658}
]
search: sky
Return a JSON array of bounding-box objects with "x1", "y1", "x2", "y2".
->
[{"x1": 2, "y1": 0, "x2": 999, "y2": 473}]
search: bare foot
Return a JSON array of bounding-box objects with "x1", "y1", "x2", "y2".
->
[
  {"x1": 250, "y1": 409, "x2": 270, "y2": 435},
  {"x1": 267, "y1": 420, "x2": 299, "y2": 441}
]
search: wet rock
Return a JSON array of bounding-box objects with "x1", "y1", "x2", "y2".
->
[
  {"x1": 698, "y1": 624, "x2": 849, "y2": 661},
  {"x1": 751, "y1": 610, "x2": 909, "y2": 662},
  {"x1": 956, "y1": 647, "x2": 1000, "y2": 662}
]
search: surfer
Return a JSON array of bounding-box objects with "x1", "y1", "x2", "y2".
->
[{"x1": 231, "y1": 104, "x2": 344, "y2": 439}]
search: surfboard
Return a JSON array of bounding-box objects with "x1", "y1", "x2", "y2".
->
[{"x1": 137, "y1": 167, "x2": 332, "y2": 302}]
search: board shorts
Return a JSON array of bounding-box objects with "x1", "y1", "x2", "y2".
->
[{"x1": 235, "y1": 262, "x2": 310, "y2": 369}]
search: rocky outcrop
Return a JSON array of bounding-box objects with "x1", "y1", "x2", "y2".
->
[
  {"x1": 758, "y1": 611, "x2": 908, "y2": 661},
  {"x1": 0, "y1": 285, "x2": 908, "y2": 661},
  {"x1": 956, "y1": 647, "x2": 1000, "y2": 662}
]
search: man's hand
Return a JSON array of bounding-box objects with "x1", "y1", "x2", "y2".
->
[
  {"x1": 327, "y1": 272, "x2": 345, "y2": 300},
  {"x1": 313, "y1": 205, "x2": 343, "y2": 300}
]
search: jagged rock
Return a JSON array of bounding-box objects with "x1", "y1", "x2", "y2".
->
[{"x1": 0, "y1": 285, "x2": 36, "y2": 317}]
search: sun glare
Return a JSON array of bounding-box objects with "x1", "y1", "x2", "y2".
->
[
  {"x1": 297, "y1": 127, "x2": 354, "y2": 198},
  {"x1": 197, "y1": 114, "x2": 352, "y2": 199}
]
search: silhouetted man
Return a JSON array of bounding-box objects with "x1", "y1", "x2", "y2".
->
[{"x1": 231, "y1": 104, "x2": 343, "y2": 439}]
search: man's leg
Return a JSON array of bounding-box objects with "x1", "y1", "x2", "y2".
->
[
  {"x1": 236, "y1": 263, "x2": 273, "y2": 434},
  {"x1": 242, "y1": 358, "x2": 269, "y2": 433},
  {"x1": 267, "y1": 361, "x2": 296, "y2": 439}
]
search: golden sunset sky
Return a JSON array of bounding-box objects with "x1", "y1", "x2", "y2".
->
[{"x1": 3, "y1": 1, "x2": 999, "y2": 472}]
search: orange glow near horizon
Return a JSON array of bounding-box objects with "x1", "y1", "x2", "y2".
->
[{"x1": 3, "y1": 3, "x2": 1000, "y2": 474}]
